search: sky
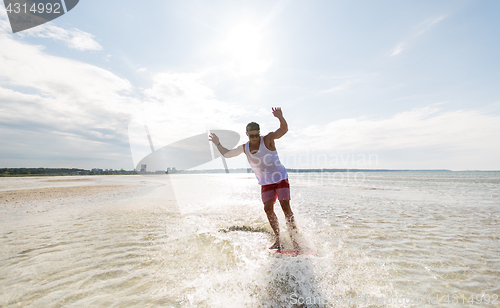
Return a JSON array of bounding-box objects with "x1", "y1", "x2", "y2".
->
[{"x1": 1, "y1": 0, "x2": 499, "y2": 171}]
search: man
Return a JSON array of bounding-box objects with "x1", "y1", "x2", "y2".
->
[{"x1": 209, "y1": 107, "x2": 300, "y2": 250}]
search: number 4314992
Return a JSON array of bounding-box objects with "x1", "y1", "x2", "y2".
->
[
  {"x1": 444, "y1": 293, "x2": 498, "y2": 305},
  {"x1": 5, "y1": 2, "x2": 61, "y2": 14}
]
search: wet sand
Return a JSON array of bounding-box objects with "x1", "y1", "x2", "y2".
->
[{"x1": 0, "y1": 185, "x2": 139, "y2": 204}]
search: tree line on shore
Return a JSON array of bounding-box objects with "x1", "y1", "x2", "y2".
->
[{"x1": 0, "y1": 168, "x2": 137, "y2": 176}]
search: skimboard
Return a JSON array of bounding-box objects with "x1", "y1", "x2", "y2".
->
[{"x1": 268, "y1": 247, "x2": 317, "y2": 257}]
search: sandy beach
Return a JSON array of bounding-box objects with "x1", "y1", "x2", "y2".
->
[
  {"x1": 0, "y1": 184, "x2": 138, "y2": 204},
  {"x1": 0, "y1": 176, "x2": 149, "y2": 217}
]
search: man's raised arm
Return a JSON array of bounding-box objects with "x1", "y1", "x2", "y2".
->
[
  {"x1": 269, "y1": 107, "x2": 288, "y2": 140},
  {"x1": 209, "y1": 132, "x2": 244, "y2": 158}
]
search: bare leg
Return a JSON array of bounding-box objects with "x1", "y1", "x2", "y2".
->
[
  {"x1": 264, "y1": 200, "x2": 281, "y2": 249},
  {"x1": 279, "y1": 200, "x2": 301, "y2": 250}
]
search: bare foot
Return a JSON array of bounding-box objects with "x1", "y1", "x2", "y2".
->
[{"x1": 269, "y1": 241, "x2": 282, "y2": 250}]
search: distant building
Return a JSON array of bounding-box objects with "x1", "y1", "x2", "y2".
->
[{"x1": 140, "y1": 164, "x2": 147, "y2": 173}]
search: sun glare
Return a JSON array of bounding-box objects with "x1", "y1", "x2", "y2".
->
[
  {"x1": 219, "y1": 24, "x2": 271, "y2": 75},
  {"x1": 222, "y1": 25, "x2": 261, "y2": 59}
]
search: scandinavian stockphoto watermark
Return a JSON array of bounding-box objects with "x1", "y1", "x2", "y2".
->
[
  {"x1": 290, "y1": 292, "x2": 499, "y2": 306},
  {"x1": 3, "y1": 0, "x2": 79, "y2": 33},
  {"x1": 282, "y1": 150, "x2": 380, "y2": 185},
  {"x1": 283, "y1": 150, "x2": 379, "y2": 169}
]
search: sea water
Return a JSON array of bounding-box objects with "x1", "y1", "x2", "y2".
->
[{"x1": 0, "y1": 172, "x2": 499, "y2": 307}]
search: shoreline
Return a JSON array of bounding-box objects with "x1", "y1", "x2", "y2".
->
[{"x1": 3, "y1": 168, "x2": 500, "y2": 178}]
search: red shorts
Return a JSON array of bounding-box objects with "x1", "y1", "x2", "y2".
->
[{"x1": 261, "y1": 178, "x2": 291, "y2": 204}]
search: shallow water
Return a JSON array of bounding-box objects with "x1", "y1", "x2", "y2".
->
[{"x1": 0, "y1": 172, "x2": 499, "y2": 307}]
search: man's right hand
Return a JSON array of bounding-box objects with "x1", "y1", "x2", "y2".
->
[
  {"x1": 272, "y1": 107, "x2": 283, "y2": 118},
  {"x1": 208, "y1": 133, "x2": 220, "y2": 145}
]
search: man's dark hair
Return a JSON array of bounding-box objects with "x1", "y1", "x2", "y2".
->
[{"x1": 246, "y1": 122, "x2": 260, "y2": 132}]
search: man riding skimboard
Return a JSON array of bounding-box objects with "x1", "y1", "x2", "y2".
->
[{"x1": 209, "y1": 107, "x2": 300, "y2": 251}]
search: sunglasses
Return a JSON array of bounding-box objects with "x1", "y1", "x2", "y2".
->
[{"x1": 248, "y1": 133, "x2": 260, "y2": 139}]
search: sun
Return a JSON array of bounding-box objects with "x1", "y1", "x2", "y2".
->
[
  {"x1": 219, "y1": 24, "x2": 271, "y2": 75},
  {"x1": 221, "y1": 25, "x2": 261, "y2": 60}
]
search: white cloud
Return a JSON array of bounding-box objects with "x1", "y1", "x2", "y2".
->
[
  {"x1": 391, "y1": 15, "x2": 447, "y2": 56},
  {"x1": 0, "y1": 33, "x2": 129, "y2": 102},
  {"x1": 0, "y1": 10, "x2": 102, "y2": 51},
  {"x1": 0, "y1": 11, "x2": 9, "y2": 32},
  {"x1": 254, "y1": 104, "x2": 500, "y2": 170},
  {"x1": 19, "y1": 24, "x2": 103, "y2": 51},
  {"x1": 65, "y1": 28, "x2": 102, "y2": 51},
  {"x1": 0, "y1": 32, "x2": 137, "y2": 168},
  {"x1": 321, "y1": 75, "x2": 373, "y2": 94},
  {"x1": 289, "y1": 106, "x2": 500, "y2": 151},
  {"x1": 416, "y1": 15, "x2": 447, "y2": 36},
  {"x1": 391, "y1": 43, "x2": 404, "y2": 56}
]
